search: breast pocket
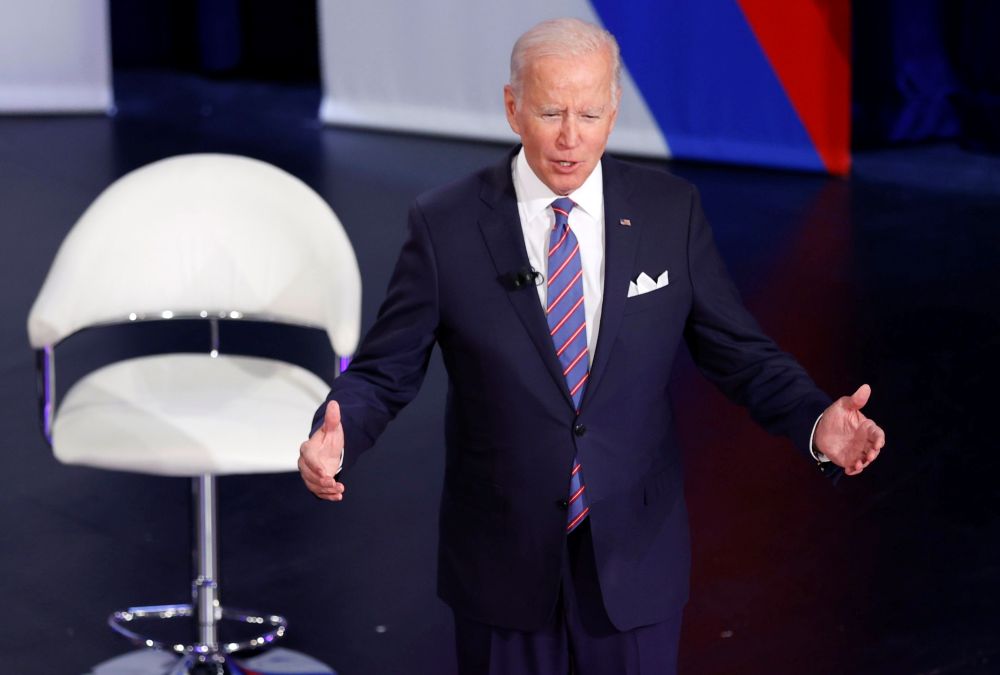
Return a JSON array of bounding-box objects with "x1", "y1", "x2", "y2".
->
[{"x1": 623, "y1": 285, "x2": 672, "y2": 316}]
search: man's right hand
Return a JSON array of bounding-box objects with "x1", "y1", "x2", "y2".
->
[{"x1": 298, "y1": 400, "x2": 346, "y2": 501}]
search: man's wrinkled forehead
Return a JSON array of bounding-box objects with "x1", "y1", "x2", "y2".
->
[{"x1": 517, "y1": 51, "x2": 617, "y2": 105}]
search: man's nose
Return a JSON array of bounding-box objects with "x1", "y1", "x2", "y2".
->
[{"x1": 557, "y1": 117, "x2": 580, "y2": 148}]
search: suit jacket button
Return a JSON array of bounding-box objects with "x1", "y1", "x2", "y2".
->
[
  {"x1": 573, "y1": 424, "x2": 586, "y2": 437},
  {"x1": 556, "y1": 499, "x2": 568, "y2": 510}
]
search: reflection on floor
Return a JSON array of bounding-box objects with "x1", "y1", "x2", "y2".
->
[{"x1": 87, "y1": 648, "x2": 334, "y2": 675}]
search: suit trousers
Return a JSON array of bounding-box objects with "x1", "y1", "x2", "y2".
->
[{"x1": 453, "y1": 520, "x2": 682, "y2": 675}]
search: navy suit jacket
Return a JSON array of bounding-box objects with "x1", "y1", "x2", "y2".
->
[{"x1": 315, "y1": 149, "x2": 831, "y2": 632}]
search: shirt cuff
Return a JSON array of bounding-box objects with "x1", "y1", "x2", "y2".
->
[{"x1": 809, "y1": 414, "x2": 830, "y2": 463}]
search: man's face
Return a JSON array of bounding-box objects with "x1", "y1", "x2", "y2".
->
[{"x1": 504, "y1": 49, "x2": 620, "y2": 196}]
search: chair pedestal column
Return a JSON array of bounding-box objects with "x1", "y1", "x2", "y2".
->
[
  {"x1": 189, "y1": 473, "x2": 227, "y2": 671},
  {"x1": 193, "y1": 473, "x2": 221, "y2": 656}
]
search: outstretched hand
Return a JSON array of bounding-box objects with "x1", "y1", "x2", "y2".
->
[
  {"x1": 298, "y1": 400, "x2": 347, "y2": 501},
  {"x1": 814, "y1": 384, "x2": 886, "y2": 476}
]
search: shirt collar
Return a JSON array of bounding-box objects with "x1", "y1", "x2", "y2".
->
[{"x1": 512, "y1": 147, "x2": 604, "y2": 223}]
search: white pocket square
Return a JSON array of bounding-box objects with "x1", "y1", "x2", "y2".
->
[{"x1": 627, "y1": 270, "x2": 669, "y2": 298}]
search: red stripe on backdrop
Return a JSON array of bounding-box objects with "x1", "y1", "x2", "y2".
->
[{"x1": 736, "y1": 0, "x2": 852, "y2": 174}]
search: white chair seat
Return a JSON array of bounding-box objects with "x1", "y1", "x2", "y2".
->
[{"x1": 53, "y1": 353, "x2": 328, "y2": 476}]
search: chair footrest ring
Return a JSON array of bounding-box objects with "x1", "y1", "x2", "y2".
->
[{"x1": 108, "y1": 603, "x2": 287, "y2": 656}]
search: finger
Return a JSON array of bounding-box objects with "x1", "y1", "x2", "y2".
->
[
  {"x1": 298, "y1": 452, "x2": 338, "y2": 486},
  {"x1": 313, "y1": 480, "x2": 346, "y2": 499},
  {"x1": 872, "y1": 425, "x2": 886, "y2": 450},
  {"x1": 300, "y1": 470, "x2": 343, "y2": 496},
  {"x1": 323, "y1": 400, "x2": 342, "y2": 434},
  {"x1": 298, "y1": 450, "x2": 327, "y2": 482},
  {"x1": 840, "y1": 452, "x2": 866, "y2": 475},
  {"x1": 298, "y1": 462, "x2": 328, "y2": 491},
  {"x1": 314, "y1": 482, "x2": 345, "y2": 497},
  {"x1": 299, "y1": 441, "x2": 337, "y2": 477},
  {"x1": 848, "y1": 384, "x2": 871, "y2": 410}
]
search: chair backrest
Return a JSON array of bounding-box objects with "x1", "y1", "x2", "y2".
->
[{"x1": 27, "y1": 153, "x2": 361, "y2": 355}]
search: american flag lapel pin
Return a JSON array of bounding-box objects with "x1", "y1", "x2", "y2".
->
[{"x1": 619, "y1": 218, "x2": 631, "y2": 227}]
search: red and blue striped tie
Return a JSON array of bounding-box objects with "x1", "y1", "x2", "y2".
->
[{"x1": 546, "y1": 197, "x2": 590, "y2": 532}]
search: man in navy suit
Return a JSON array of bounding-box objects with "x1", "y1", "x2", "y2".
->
[{"x1": 299, "y1": 17, "x2": 885, "y2": 674}]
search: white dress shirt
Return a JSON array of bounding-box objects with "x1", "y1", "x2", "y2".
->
[{"x1": 511, "y1": 149, "x2": 605, "y2": 364}]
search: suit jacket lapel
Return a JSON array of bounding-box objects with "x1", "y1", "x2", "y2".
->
[
  {"x1": 477, "y1": 150, "x2": 576, "y2": 407},
  {"x1": 583, "y1": 155, "x2": 640, "y2": 407}
]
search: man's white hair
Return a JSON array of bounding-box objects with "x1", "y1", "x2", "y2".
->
[{"x1": 509, "y1": 17, "x2": 622, "y2": 104}]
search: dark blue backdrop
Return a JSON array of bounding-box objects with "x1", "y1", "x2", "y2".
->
[{"x1": 853, "y1": 0, "x2": 1000, "y2": 152}]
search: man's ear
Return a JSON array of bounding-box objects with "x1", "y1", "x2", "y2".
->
[
  {"x1": 503, "y1": 85, "x2": 521, "y2": 135},
  {"x1": 607, "y1": 88, "x2": 622, "y2": 133}
]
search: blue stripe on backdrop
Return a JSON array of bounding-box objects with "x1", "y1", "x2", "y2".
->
[{"x1": 590, "y1": 0, "x2": 826, "y2": 171}]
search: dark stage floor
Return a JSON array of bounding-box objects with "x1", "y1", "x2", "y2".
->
[{"x1": 1, "y1": 71, "x2": 998, "y2": 674}]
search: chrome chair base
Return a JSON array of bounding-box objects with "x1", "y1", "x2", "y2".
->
[{"x1": 109, "y1": 602, "x2": 287, "y2": 660}]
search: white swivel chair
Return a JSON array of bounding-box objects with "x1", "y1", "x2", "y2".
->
[{"x1": 27, "y1": 154, "x2": 360, "y2": 672}]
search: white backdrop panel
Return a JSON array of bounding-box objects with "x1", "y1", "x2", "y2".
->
[
  {"x1": 318, "y1": 0, "x2": 668, "y2": 158},
  {"x1": 0, "y1": 0, "x2": 112, "y2": 114}
]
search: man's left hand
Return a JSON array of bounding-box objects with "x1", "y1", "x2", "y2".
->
[{"x1": 814, "y1": 384, "x2": 886, "y2": 476}]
